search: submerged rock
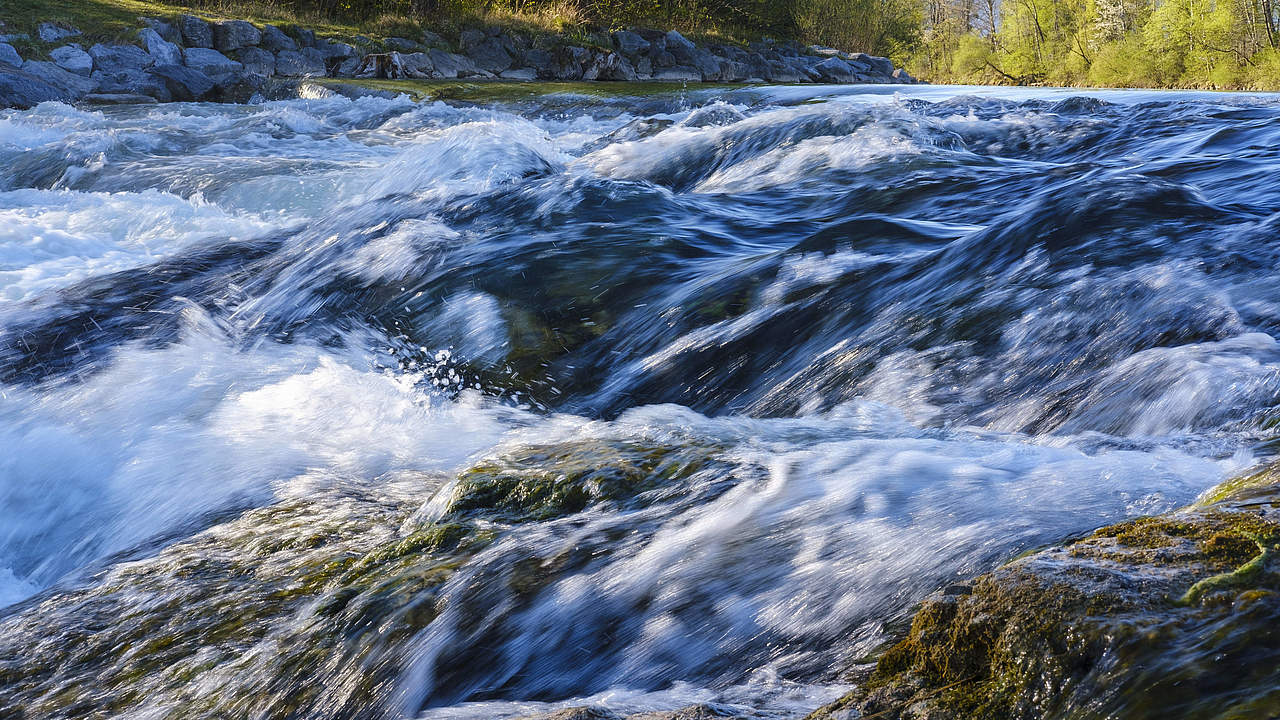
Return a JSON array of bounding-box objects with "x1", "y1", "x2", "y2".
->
[
  {"x1": 808, "y1": 468, "x2": 1280, "y2": 720},
  {"x1": 429, "y1": 439, "x2": 723, "y2": 525},
  {"x1": 0, "y1": 477, "x2": 478, "y2": 718}
]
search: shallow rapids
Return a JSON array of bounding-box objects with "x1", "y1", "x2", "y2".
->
[{"x1": 1, "y1": 83, "x2": 1278, "y2": 718}]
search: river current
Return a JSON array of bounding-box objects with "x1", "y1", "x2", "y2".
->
[{"x1": 0, "y1": 83, "x2": 1277, "y2": 718}]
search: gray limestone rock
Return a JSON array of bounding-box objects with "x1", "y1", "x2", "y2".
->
[
  {"x1": 465, "y1": 37, "x2": 513, "y2": 73},
  {"x1": 149, "y1": 63, "x2": 215, "y2": 101},
  {"x1": 0, "y1": 43, "x2": 20, "y2": 68},
  {"x1": 612, "y1": 30, "x2": 649, "y2": 57},
  {"x1": 24, "y1": 60, "x2": 98, "y2": 97},
  {"x1": 180, "y1": 15, "x2": 214, "y2": 49},
  {"x1": 236, "y1": 47, "x2": 275, "y2": 76},
  {"x1": 399, "y1": 51, "x2": 433, "y2": 78},
  {"x1": 138, "y1": 28, "x2": 183, "y2": 66},
  {"x1": 89, "y1": 44, "x2": 154, "y2": 72},
  {"x1": 274, "y1": 48, "x2": 325, "y2": 77},
  {"x1": 50, "y1": 45, "x2": 93, "y2": 76},
  {"x1": 91, "y1": 67, "x2": 170, "y2": 101},
  {"x1": 37, "y1": 23, "x2": 81, "y2": 43},
  {"x1": 183, "y1": 47, "x2": 242, "y2": 76},
  {"x1": 259, "y1": 25, "x2": 298, "y2": 52},
  {"x1": 0, "y1": 64, "x2": 66, "y2": 108},
  {"x1": 212, "y1": 20, "x2": 261, "y2": 52}
]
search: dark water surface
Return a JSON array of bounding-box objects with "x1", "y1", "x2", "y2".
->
[{"x1": 0, "y1": 84, "x2": 1278, "y2": 718}]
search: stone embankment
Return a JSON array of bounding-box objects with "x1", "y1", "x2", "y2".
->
[{"x1": 0, "y1": 17, "x2": 917, "y2": 108}]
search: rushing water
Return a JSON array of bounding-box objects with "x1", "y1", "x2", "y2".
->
[{"x1": 0, "y1": 83, "x2": 1278, "y2": 718}]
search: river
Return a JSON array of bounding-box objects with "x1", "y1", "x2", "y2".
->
[{"x1": 0, "y1": 83, "x2": 1277, "y2": 718}]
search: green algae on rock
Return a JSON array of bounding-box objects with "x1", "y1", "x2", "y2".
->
[
  {"x1": 0, "y1": 476, "x2": 489, "y2": 719},
  {"x1": 439, "y1": 438, "x2": 724, "y2": 523},
  {"x1": 807, "y1": 468, "x2": 1280, "y2": 720},
  {"x1": 0, "y1": 437, "x2": 739, "y2": 719}
]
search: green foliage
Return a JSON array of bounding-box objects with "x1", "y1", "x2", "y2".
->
[
  {"x1": 792, "y1": 0, "x2": 921, "y2": 54},
  {"x1": 913, "y1": 0, "x2": 1280, "y2": 88}
]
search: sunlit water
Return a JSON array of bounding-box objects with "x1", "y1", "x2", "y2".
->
[{"x1": 1, "y1": 83, "x2": 1279, "y2": 718}]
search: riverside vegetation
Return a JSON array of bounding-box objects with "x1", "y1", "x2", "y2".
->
[{"x1": 5, "y1": 0, "x2": 1280, "y2": 92}]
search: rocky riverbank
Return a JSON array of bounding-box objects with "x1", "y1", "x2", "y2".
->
[{"x1": 0, "y1": 16, "x2": 916, "y2": 109}]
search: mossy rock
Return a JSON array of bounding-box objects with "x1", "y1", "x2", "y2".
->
[
  {"x1": 0, "y1": 481, "x2": 492, "y2": 719},
  {"x1": 808, "y1": 468, "x2": 1280, "y2": 720},
  {"x1": 442, "y1": 438, "x2": 722, "y2": 523}
]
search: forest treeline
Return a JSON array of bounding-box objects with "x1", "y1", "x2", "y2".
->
[{"x1": 257, "y1": 0, "x2": 1280, "y2": 88}]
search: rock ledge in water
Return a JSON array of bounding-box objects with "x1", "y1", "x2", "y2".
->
[{"x1": 807, "y1": 467, "x2": 1280, "y2": 720}]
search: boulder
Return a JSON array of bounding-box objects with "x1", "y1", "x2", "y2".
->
[
  {"x1": 399, "y1": 51, "x2": 433, "y2": 78},
  {"x1": 500, "y1": 67, "x2": 536, "y2": 80},
  {"x1": 0, "y1": 64, "x2": 66, "y2": 109},
  {"x1": 665, "y1": 30, "x2": 696, "y2": 64},
  {"x1": 811, "y1": 472, "x2": 1280, "y2": 720},
  {"x1": 743, "y1": 52, "x2": 772, "y2": 80},
  {"x1": 212, "y1": 20, "x2": 261, "y2": 52},
  {"x1": 318, "y1": 41, "x2": 357, "y2": 60},
  {"x1": 717, "y1": 58, "x2": 749, "y2": 82},
  {"x1": 288, "y1": 26, "x2": 317, "y2": 47},
  {"x1": 50, "y1": 45, "x2": 92, "y2": 76},
  {"x1": 259, "y1": 25, "x2": 297, "y2": 52},
  {"x1": 847, "y1": 52, "x2": 893, "y2": 76},
  {"x1": 427, "y1": 49, "x2": 475, "y2": 79},
  {"x1": 522, "y1": 48, "x2": 553, "y2": 79},
  {"x1": 384, "y1": 37, "x2": 420, "y2": 52},
  {"x1": 582, "y1": 52, "x2": 637, "y2": 81},
  {"x1": 551, "y1": 45, "x2": 590, "y2": 80},
  {"x1": 465, "y1": 37, "x2": 513, "y2": 73},
  {"x1": 611, "y1": 30, "x2": 649, "y2": 57},
  {"x1": 89, "y1": 43, "x2": 154, "y2": 72},
  {"x1": 236, "y1": 47, "x2": 275, "y2": 76},
  {"x1": 649, "y1": 49, "x2": 676, "y2": 68},
  {"x1": 37, "y1": 22, "x2": 81, "y2": 43},
  {"x1": 275, "y1": 48, "x2": 325, "y2": 77},
  {"x1": 0, "y1": 34, "x2": 29, "y2": 44},
  {"x1": 652, "y1": 66, "x2": 701, "y2": 82},
  {"x1": 209, "y1": 70, "x2": 266, "y2": 102},
  {"x1": 82, "y1": 92, "x2": 158, "y2": 104},
  {"x1": 149, "y1": 63, "x2": 215, "y2": 101},
  {"x1": 180, "y1": 15, "x2": 213, "y2": 49},
  {"x1": 183, "y1": 47, "x2": 242, "y2": 76},
  {"x1": 458, "y1": 28, "x2": 485, "y2": 52},
  {"x1": 0, "y1": 43, "x2": 19, "y2": 68},
  {"x1": 91, "y1": 67, "x2": 171, "y2": 101},
  {"x1": 690, "y1": 49, "x2": 722, "y2": 81},
  {"x1": 812, "y1": 56, "x2": 858, "y2": 83},
  {"x1": 765, "y1": 60, "x2": 808, "y2": 83},
  {"x1": 140, "y1": 17, "x2": 182, "y2": 45},
  {"x1": 138, "y1": 28, "x2": 182, "y2": 66},
  {"x1": 420, "y1": 30, "x2": 447, "y2": 49},
  {"x1": 23, "y1": 60, "x2": 97, "y2": 97},
  {"x1": 334, "y1": 56, "x2": 360, "y2": 77},
  {"x1": 892, "y1": 67, "x2": 917, "y2": 83}
]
